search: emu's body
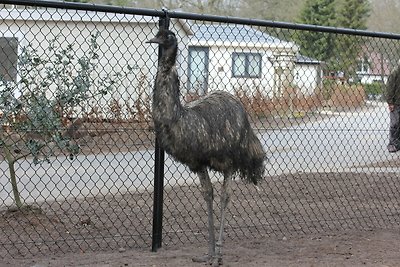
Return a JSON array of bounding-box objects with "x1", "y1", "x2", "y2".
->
[{"x1": 148, "y1": 29, "x2": 265, "y2": 266}]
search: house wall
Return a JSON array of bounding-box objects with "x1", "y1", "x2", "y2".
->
[
  {"x1": 294, "y1": 64, "x2": 321, "y2": 96},
  {"x1": 203, "y1": 46, "x2": 290, "y2": 98},
  {"x1": 358, "y1": 74, "x2": 388, "y2": 84}
]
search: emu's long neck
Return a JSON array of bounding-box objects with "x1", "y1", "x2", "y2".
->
[{"x1": 152, "y1": 45, "x2": 183, "y2": 125}]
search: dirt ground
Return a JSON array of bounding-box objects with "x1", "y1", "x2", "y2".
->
[
  {"x1": 6, "y1": 228, "x2": 400, "y2": 267},
  {"x1": 1, "y1": 171, "x2": 400, "y2": 267}
]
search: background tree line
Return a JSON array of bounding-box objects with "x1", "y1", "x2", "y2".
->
[{"x1": 77, "y1": 0, "x2": 400, "y2": 34}]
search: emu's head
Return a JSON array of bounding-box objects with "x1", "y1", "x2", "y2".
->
[{"x1": 146, "y1": 29, "x2": 177, "y2": 50}]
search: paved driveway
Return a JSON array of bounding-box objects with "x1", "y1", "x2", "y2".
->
[
  {"x1": 265, "y1": 101, "x2": 398, "y2": 175},
  {"x1": 1, "y1": 101, "x2": 398, "y2": 206}
]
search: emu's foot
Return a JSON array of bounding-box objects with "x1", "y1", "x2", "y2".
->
[
  {"x1": 192, "y1": 255, "x2": 222, "y2": 266},
  {"x1": 212, "y1": 256, "x2": 223, "y2": 266},
  {"x1": 192, "y1": 254, "x2": 212, "y2": 264}
]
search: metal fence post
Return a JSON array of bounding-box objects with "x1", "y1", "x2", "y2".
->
[{"x1": 151, "y1": 10, "x2": 170, "y2": 253}]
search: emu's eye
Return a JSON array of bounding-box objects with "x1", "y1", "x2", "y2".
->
[{"x1": 167, "y1": 34, "x2": 174, "y2": 40}]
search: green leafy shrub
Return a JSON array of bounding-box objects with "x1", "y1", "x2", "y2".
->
[
  {"x1": 0, "y1": 33, "x2": 128, "y2": 209},
  {"x1": 364, "y1": 81, "x2": 385, "y2": 101}
]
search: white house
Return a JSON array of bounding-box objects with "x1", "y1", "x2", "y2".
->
[
  {"x1": 0, "y1": 8, "x2": 192, "y2": 119},
  {"x1": 356, "y1": 49, "x2": 390, "y2": 84},
  {"x1": 187, "y1": 23, "x2": 322, "y2": 99},
  {"x1": 188, "y1": 23, "x2": 299, "y2": 98},
  {"x1": 0, "y1": 8, "x2": 322, "y2": 119}
]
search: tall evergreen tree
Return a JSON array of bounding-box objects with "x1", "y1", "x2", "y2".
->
[
  {"x1": 294, "y1": 0, "x2": 337, "y2": 62},
  {"x1": 337, "y1": 0, "x2": 370, "y2": 29},
  {"x1": 335, "y1": 0, "x2": 370, "y2": 77}
]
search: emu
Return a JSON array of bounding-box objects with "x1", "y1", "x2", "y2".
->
[{"x1": 147, "y1": 29, "x2": 266, "y2": 266}]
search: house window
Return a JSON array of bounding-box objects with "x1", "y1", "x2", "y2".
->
[
  {"x1": 232, "y1": 52, "x2": 261, "y2": 78},
  {"x1": 356, "y1": 55, "x2": 370, "y2": 73},
  {"x1": 0, "y1": 37, "x2": 18, "y2": 82}
]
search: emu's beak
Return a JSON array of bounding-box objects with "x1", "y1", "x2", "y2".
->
[{"x1": 146, "y1": 37, "x2": 162, "y2": 44}]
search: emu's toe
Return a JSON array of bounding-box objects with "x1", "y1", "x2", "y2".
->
[
  {"x1": 192, "y1": 254, "x2": 223, "y2": 266},
  {"x1": 212, "y1": 257, "x2": 223, "y2": 266},
  {"x1": 192, "y1": 254, "x2": 212, "y2": 264}
]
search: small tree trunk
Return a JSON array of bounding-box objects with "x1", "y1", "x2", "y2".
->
[{"x1": 3, "y1": 146, "x2": 23, "y2": 208}]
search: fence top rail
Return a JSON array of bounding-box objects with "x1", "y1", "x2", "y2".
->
[{"x1": 2, "y1": 0, "x2": 400, "y2": 40}]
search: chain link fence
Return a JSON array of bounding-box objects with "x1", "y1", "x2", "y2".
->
[{"x1": 1, "y1": 0, "x2": 400, "y2": 259}]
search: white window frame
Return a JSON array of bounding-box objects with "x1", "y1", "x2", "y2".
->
[{"x1": 232, "y1": 52, "x2": 262, "y2": 78}]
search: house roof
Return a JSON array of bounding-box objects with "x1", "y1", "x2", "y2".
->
[
  {"x1": 295, "y1": 54, "x2": 321, "y2": 65},
  {"x1": 0, "y1": 8, "x2": 193, "y2": 35},
  {"x1": 0, "y1": 8, "x2": 154, "y2": 23},
  {"x1": 191, "y1": 23, "x2": 281, "y2": 44},
  {"x1": 190, "y1": 23, "x2": 297, "y2": 51}
]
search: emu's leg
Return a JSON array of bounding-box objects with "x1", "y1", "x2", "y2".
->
[
  {"x1": 214, "y1": 173, "x2": 232, "y2": 266},
  {"x1": 192, "y1": 169, "x2": 216, "y2": 263}
]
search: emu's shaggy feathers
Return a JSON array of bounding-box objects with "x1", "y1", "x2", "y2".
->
[{"x1": 151, "y1": 30, "x2": 265, "y2": 184}]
